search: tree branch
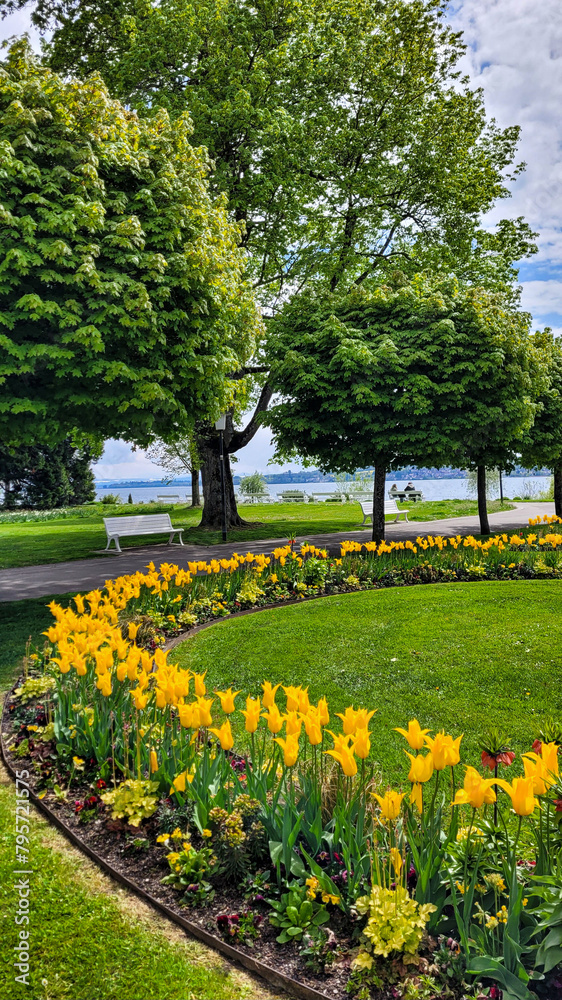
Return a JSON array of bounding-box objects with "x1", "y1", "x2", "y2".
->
[
  {"x1": 228, "y1": 365, "x2": 270, "y2": 380},
  {"x1": 230, "y1": 382, "x2": 273, "y2": 453}
]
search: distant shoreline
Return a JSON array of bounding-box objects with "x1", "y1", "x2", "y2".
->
[{"x1": 95, "y1": 468, "x2": 551, "y2": 489}]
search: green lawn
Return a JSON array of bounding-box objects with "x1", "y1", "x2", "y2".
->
[
  {"x1": 173, "y1": 580, "x2": 562, "y2": 785},
  {"x1": 0, "y1": 498, "x2": 514, "y2": 569}
]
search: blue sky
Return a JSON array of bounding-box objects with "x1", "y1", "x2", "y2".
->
[{"x1": 2, "y1": 1, "x2": 561, "y2": 479}]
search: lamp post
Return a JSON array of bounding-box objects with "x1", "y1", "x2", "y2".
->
[
  {"x1": 215, "y1": 414, "x2": 227, "y2": 542},
  {"x1": 499, "y1": 468, "x2": 504, "y2": 504}
]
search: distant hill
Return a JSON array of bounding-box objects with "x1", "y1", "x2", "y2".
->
[{"x1": 95, "y1": 465, "x2": 551, "y2": 488}]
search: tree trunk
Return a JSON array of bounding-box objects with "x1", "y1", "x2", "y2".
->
[
  {"x1": 371, "y1": 465, "x2": 387, "y2": 543},
  {"x1": 195, "y1": 382, "x2": 273, "y2": 530},
  {"x1": 477, "y1": 465, "x2": 490, "y2": 535},
  {"x1": 198, "y1": 437, "x2": 251, "y2": 529},
  {"x1": 554, "y1": 466, "x2": 562, "y2": 519},
  {"x1": 191, "y1": 470, "x2": 201, "y2": 508}
]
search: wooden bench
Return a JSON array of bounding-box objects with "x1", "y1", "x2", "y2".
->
[
  {"x1": 103, "y1": 514, "x2": 185, "y2": 553},
  {"x1": 278, "y1": 490, "x2": 308, "y2": 502},
  {"x1": 357, "y1": 498, "x2": 409, "y2": 526}
]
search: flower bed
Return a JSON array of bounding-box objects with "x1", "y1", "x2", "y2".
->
[{"x1": 4, "y1": 518, "x2": 562, "y2": 999}]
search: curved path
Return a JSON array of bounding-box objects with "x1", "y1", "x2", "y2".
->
[{"x1": 0, "y1": 502, "x2": 554, "y2": 602}]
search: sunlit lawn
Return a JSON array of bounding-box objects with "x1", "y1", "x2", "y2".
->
[
  {"x1": 0, "y1": 498, "x2": 514, "y2": 569},
  {"x1": 173, "y1": 580, "x2": 562, "y2": 785}
]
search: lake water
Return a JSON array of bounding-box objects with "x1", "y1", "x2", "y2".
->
[{"x1": 95, "y1": 476, "x2": 552, "y2": 504}]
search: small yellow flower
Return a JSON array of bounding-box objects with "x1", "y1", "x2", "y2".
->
[
  {"x1": 202, "y1": 829, "x2": 212, "y2": 838},
  {"x1": 156, "y1": 834, "x2": 169, "y2": 844},
  {"x1": 72, "y1": 756, "x2": 85, "y2": 769}
]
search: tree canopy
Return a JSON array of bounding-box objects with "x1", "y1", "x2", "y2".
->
[
  {"x1": 6, "y1": 0, "x2": 538, "y2": 302},
  {"x1": 266, "y1": 275, "x2": 546, "y2": 537},
  {"x1": 0, "y1": 41, "x2": 261, "y2": 448},
  {"x1": 519, "y1": 332, "x2": 562, "y2": 516}
]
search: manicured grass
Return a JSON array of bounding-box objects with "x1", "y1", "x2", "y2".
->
[
  {"x1": 0, "y1": 771, "x2": 272, "y2": 1000},
  {"x1": 0, "y1": 498, "x2": 514, "y2": 569},
  {"x1": 0, "y1": 594, "x2": 76, "y2": 690},
  {"x1": 173, "y1": 580, "x2": 562, "y2": 784}
]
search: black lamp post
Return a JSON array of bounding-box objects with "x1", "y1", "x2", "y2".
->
[{"x1": 215, "y1": 414, "x2": 227, "y2": 542}]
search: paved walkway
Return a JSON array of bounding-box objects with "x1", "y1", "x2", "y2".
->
[{"x1": 0, "y1": 502, "x2": 554, "y2": 603}]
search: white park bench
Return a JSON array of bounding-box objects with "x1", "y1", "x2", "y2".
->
[
  {"x1": 357, "y1": 498, "x2": 409, "y2": 526},
  {"x1": 278, "y1": 489, "x2": 308, "y2": 502},
  {"x1": 103, "y1": 514, "x2": 185, "y2": 553},
  {"x1": 156, "y1": 494, "x2": 182, "y2": 504},
  {"x1": 310, "y1": 492, "x2": 345, "y2": 502}
]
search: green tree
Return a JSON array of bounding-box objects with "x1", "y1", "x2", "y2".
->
[
  {"x1": 0, "y1": 40, "x2": 261, "y2": 449},
  {"x1": 238, "y1": 470, "x2": 267, "y2": 497},
  {"x1": 4, "y1": 0, "x2": 538, "y2": 528},
  {"x1": 145, "y1": 435, "x2": 202, "y2": 507},
  {"x1": 266, "y1": 275, "x2": 546, "y2": 540},
  {"x1": 0, "y1": 439, "x2": 99, "y2": 509},
  {"x1": 519, "y1": 332, "x2": 562, "y2": 518}
]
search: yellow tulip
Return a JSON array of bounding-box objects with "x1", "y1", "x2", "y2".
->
[
  {"x1": 389, "y1": 847, "x2": 403, "y2": 876},
  {"x1": 149, "y1": 750, "x2": 158, "y2": 773},
  {"x1": 394, "y1": 719, "x2": 431, "y2": 750},
  {"x1": 496, "y1": 776, "x2": 538, "y2": 816},
  {"x1": 540, "y1": 742, "x2": 560, "y2": 781},
  {"x1": 452, "y1": 766, "x2": 497, "y2": 809},
  {"x1": 522, "y1": 756, "x2": 550, "y2": 795},
  {"x1": 336, "y1": 706, "x2": 359, "y2": 736},
  {"x1": 355, "y1": 707, "x2": 377, "y2": 730},
  {"x1": 303, "y1": 712, "x2": 323, "y2": 746},
  {"x1": 424, "y1": 732, "x2": 463, "y2": 770},
  {"x1": 215, "y1": 687, "x2": 240, "y2": 714},
  {"x1": 352, "y1": 728, "x2": 371, "y2": 760},
  {"x1": 193, "y1": 671, "x2": 207, "y2": 697},
  {"x1": 298, "y1": 688, "x2": 311, "y2": 714},
  {"x1": 410, "y1": 783, "x2": 423, "y2": 812},
  {"x1": 116, "y1": 661, "x2": 128, "y2": 683},
  {"x1": 373, "y1": 790, "x2": 405, "y2": 822},
  {"x1": 96, "y1": 672, "x2": 112, "y2": 698},
  {"x1": 241, "y1": 696, "x2": 261, "y2": 733},
  {"x1": 178, "y1": 702, "x2": 199, "y2": 728},
  {"x1": 197, "y1": 696, "x2": 214, "y2": 727},
  {"x1": 317, "y1": 697, "x2": 330, "y2": 726},
  {"x1": 261, "y1": 681, "x2": 280, "y2": 708},
  {"x1": 171, "y1": 769, "x2": 194, "y2": 793},
  {"x1": 128, "y1": 622, "x2": 140, "y2": 641},
  {"x1": 131, "y1": 688, "x2": 148, "y2": 711},
  {"x1": 263, "y1": 704, "x2": 284, "y2": 734},
  {"x1": 326, "y1": 745, "x2": 357, "y2": 777},
  {"x1": 209, "y1": 720, "x2": 234, "y2": 751},
  {"x1": 274, "y1": 734, "x2": 299, "y2": 767},
  {"x1": 285, "y1": 711, "x2": 303, "y2": 737},
  {"x1": 404, "y1": 751, "x2": 434, "y2": 784},
  {"x1": 283, "y1": 685, "x2": 301, "y2": 712}
]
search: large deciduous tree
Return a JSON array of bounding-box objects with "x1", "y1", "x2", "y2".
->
[
  {"x1": 0, "y1": 41, "x2": 261, "y2": 449},
  {"x1": 266, "y1": 275, "x2": 546, "y2": 540},
  {"x1": 519, "y1": 332, "x2": 562, "y2": 518},
  {"x1": 3, "y1": 0, "x2": 538, "y2": 528}
]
